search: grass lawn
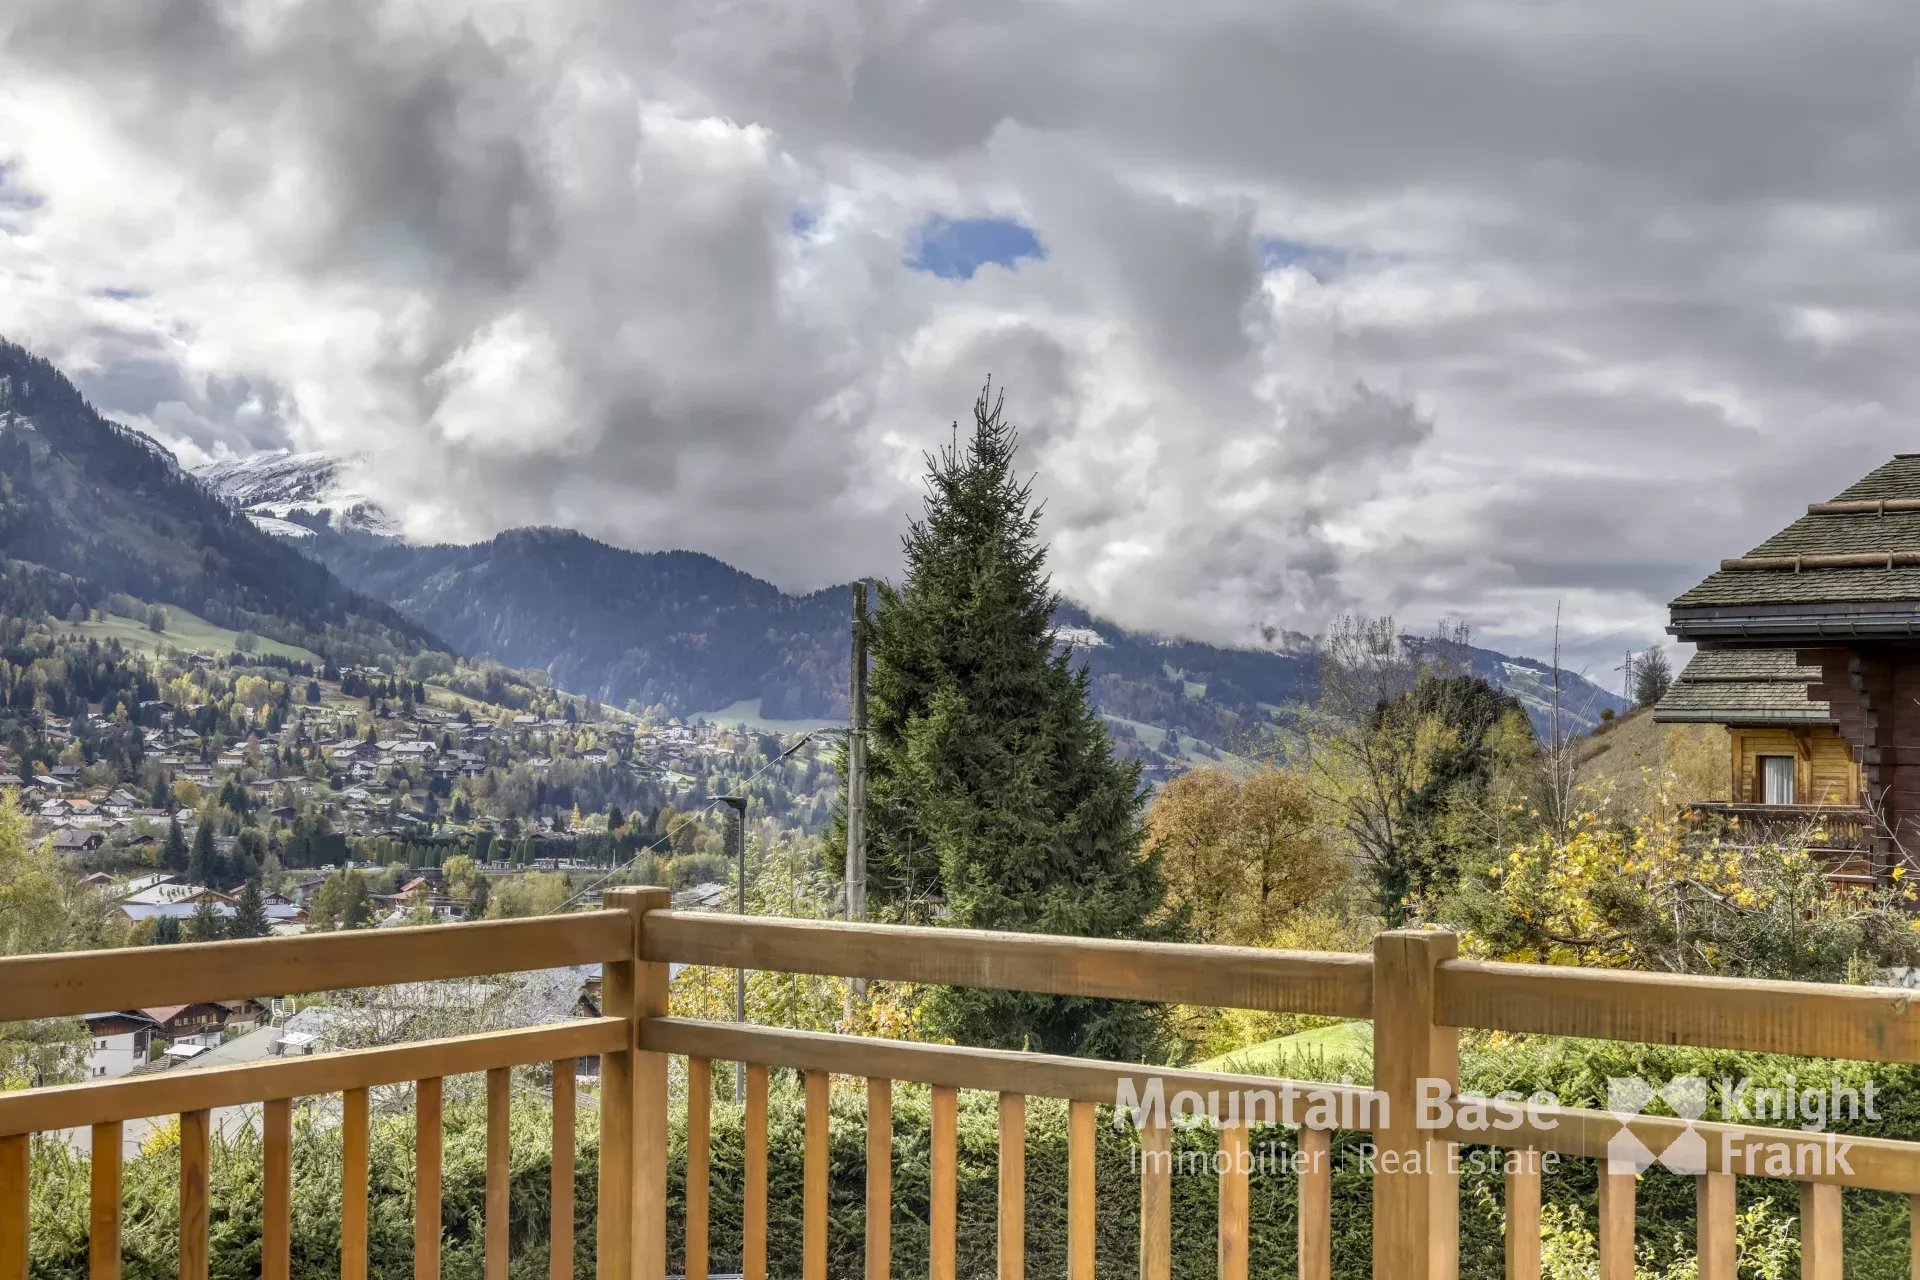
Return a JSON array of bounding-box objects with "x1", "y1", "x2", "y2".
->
[
  {"x1": 65, "y1": 607, "x2": 320, "y2": 664},
  {"x1": 1106, "y1": 714, "x2": 1261, "y2": 777},
  {"x1": 693, "y1": 698, "x2": 845, "y2": 735},
  {"x1": 1193, "y1": 1020, "x2": 1373, "y2": 1076}
]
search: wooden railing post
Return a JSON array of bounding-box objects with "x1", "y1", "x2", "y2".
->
[
  {"x1": 603, "y1": 886, "x2": 672, "y2": 1280},
  {"x1": 1371, "y1": 929, "x2": 1460, "y2": 1280}
]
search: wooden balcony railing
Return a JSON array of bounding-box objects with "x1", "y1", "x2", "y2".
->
[
  {"x1": 1682, "y1": 801, "x2": 1876, "y2": 852},
  {"x1": 7, "y1": 884, "x2": 1920, "y2": 1280}
]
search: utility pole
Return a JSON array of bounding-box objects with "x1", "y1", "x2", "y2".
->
[
  {"x1": 717, "y1": 793, "x2": 748, "y2": 1100},
  {"x1": 846, "y1": 582, "x2": 868, "y2": 922}
]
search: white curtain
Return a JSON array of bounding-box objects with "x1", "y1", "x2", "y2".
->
[{"x1": 1762, "y1": 756, "x2": 1796, "y2": 806}]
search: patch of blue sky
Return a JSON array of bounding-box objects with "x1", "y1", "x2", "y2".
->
[
  {"x1": 906, "y1": 215, "x2": 1045, "y2": 280},
  {"x1": 1258, "y1": 235, "x2": 1351, "y2": 281}
]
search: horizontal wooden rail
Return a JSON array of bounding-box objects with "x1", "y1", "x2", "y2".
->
[
  {"x1": 651, "y1": 1016, "x2": 1920, "y2": 1195},
  {"x1": 1438, "y1": 959, "x2": 1920, "y2": 1063},
  {"x1": 0, "y1": 911, "x2": 631, "y2": 1023},
  {"x1": 642, "y1": 911, "x2": 1374, "y2": 1017},
  {"x1": 1432, "y1": 1101, "x2": 1920, "y2": 1195},
  {"x1": 0, "y1": 1018, "x2": 623, "y2": 1136},
  {"x1": 642, "y1": 1017, "x2": 1374, "y2": 1111}
]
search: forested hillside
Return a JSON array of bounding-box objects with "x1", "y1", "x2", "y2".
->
[
  {"x1": 0, "y1": 341, "x2": 434, "y2": 662},
  {"x1": 295, "y1": 524, "x2": 1627, "y2": 753},
  {"x1": 303, "y1": 528, "x2": 849, "y2": 718}
]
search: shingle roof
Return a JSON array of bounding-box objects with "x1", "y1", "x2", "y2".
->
[
  {"x1": 1652, "y1": 649, "x2": 1831, "y2": 724},
  {"x1": 1672, "y1": 456, "x2": 1920, "y2": 609}
]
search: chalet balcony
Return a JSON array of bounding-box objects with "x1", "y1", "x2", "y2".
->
[
  {"x1": 3, "y1": 888, "x2": 1918, "y2": 1280},
  {"x1": 1682, "y1": 800, "x2": 1876, "y2": 860}
]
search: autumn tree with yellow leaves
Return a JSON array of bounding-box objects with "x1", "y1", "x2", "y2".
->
[
  {"x1": 1145, "y1": 766, "x2": 1341, "y2": 946},
  {"x1": 1449, "y1": 778, "x2": 1920, "y2": 982}
]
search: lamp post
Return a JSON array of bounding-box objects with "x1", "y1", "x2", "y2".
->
[{"x1": 716, "y1": 794, "x2": 748, "y2": 1099}]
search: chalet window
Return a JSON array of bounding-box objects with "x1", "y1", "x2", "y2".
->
[{"x1": 1760, "y1": 755, "x2": 1797, "y2": 806}]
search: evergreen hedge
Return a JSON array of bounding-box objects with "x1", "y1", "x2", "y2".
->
[{"x1": 22, "y1": 1042, "x2": 1920, "y2": 1278}]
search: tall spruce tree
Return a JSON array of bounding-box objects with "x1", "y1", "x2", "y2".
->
[
  {"x1": 187, "y1": 821, "x2": 215, "y2": 887},
  {"x1": 853, "y1": 384, "x2": 1171, "y2": 1058},
  {"x1": 162, "y1": 814, "x2": 188, "y2": 873},
  {"x1": 230, "y1": 879, "x2": 271, "y2": 939}
]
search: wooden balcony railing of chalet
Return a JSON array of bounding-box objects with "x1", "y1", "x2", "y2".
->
[
  {"x1": 8, "y1": 884, "x2": 1920, "y2": 1279},
  {"x1": 1682, "y1": 800, "x2": 1876, "y2": 852}
]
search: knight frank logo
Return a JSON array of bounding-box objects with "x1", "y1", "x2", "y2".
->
[
  {"x1": 1603, "y1": 1075, "x2": 1868, "y2": 1178},
  {"x1": 1604, "y1": 1075, "x2": 1711, "y2": 1174}
]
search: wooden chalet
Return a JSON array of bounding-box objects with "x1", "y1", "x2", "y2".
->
[{"x1": 1661, "y1": 452, "x2": 1920, "y2": 884}]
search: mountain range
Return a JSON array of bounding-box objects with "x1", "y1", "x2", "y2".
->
[
  {"x1": 191, "y1": 451, "x2": 1628, "y2": 755},
  {"x1": 0, "y1": 338, "x2": 1625, "y2": 767},
  {"x1": 0, "y1": 342, "x2": 433, "y2": 660}
]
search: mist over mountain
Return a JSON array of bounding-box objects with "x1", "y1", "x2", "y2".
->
[
  {"x1": 191, "y1": 450, "x2": 398, "y2": 539},
  {"x1": 0, "y1": 341, "x2": 434, "y2": 655},
  {"x1": 191, "y1": 450, "x2": 1628, "y2": 756}
]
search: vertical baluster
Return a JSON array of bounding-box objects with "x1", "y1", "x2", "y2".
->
[
  {"x1": 91, "y1": 1121, "x2": 123, "y2": 1280},
  {"x1": 1909, "y1": 1193, "x2": 1920, "y2": 1280},
  {"x1": 1218, "y1": 1122, "x2": 1248, "y2": 1280},
  {"x1": 1502, "y1": 1150, "x2": 1540, "y2": 1280},
  {"x1": 1800, "y1": 1182, "x2": 1842, "y2": 1280},
  {"x1": 598, "y1": 927, "x2": 634, "y2": 1280},
  {"x1": 997, "y1": 1094, "x2": 1024, "y2": 1280},
  {"x1": 343, "y1": 1088, "x2": 370, "y2": 1280},
  {"x1": 1696, "y1": 1172, "x2": 1734, "y2": 1280},
  {"x1": 1299, "y1": 1127, "x2": 1332, "y2": 1280},
  {"x1": 486, "y1": 1068, "x2": 510, "y2": 1280},
  {"x1": 0, "y1": 1132, "x2": 26, "y2": 1280},
  {"x1": 932, "y1": 1086, "x2": 959, "y2": 1280},
  {"x1": 553, "y1": 1061, "x2": 577, "y2": 1280},
  {"x1": 744, "y1": 1064, "x2": 768, "y2": 1280},
  {"x1": 180, "y1": 1110, "x2": 210, "y2": 1280},
  {"x1": 416, "y1": 1079, "x2": 443, "y2": 1280},
  {"x1": 685, "y1": 1058, "x2": 710, "y2": 1280},
  {"x1": 1138, "y1": 1117, "x2": 1170, "y2": 1280},
  {"x1": 1597, "y1": 1164, "x2": 1634, "y2": 1280},
  {"x1": 632, "y1": 889, "x2": 673, "y2": 1280},
  {"x1": 804, "y1": 1072, "x2": 829, "y2": 1280},
  {"x1": 866, "y1": 1078, "x2": 891, "y2": 1280},
  {"x1": 263, "y1": 1101, "x2": 291, "y2": 1280},
  {"x1": 1069, "y1": 1099, "x2": 1096, "y2": 1280}
]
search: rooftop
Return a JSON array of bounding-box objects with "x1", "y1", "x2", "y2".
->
[
  {"x1": 1671, "y1": 456, "x2": 1920, "y2": 630},
  {"x1": 1652, "y1": 648, "x2": 1832, "y2": 724}
]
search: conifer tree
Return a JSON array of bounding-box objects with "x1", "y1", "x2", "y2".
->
[
  {"x1": 187, "y1": 898, "x2": 224, "y2": 943},
  {"x1": 230, "y1": 879, "x2": 270, "y2": 939},
  {"x1": 850, "y1": 384, "x2": 1171, "y2": 1058},
  {"x1": 162, "y1": 814, "x2": 188, "y2": 873},
  {"x1": 341, "y1": 873, "x2": 373, "y2": 930},
  {"x1": 187, "y1": 821, "x2": 215, "y2": 887}
]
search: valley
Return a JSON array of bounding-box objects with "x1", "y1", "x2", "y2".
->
[{"x1": 191, "y1": 451, "x2": 1629, "y2": 777}]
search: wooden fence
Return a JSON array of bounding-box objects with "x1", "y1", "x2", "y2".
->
[{"x1": 5, "y1": 884, "x2": 1920, "y2": 1279}]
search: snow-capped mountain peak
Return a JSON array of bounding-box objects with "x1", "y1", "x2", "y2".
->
[{"x1": 193, "y1": 449, "x2": 398, "y2": 538}]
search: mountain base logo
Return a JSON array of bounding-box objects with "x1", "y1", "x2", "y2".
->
[{"x1": 1107, "y1": 1073, "x2": 1871, "y2": 1180}]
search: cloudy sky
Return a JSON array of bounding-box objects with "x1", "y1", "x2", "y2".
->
[{"x1": 5, "y1": 0, "x2": 1919, "y2": 680}]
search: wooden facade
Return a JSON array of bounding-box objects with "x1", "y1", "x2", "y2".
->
[{"x1": 1725, "y1": 723, "x2": 1861, "y2": 807}]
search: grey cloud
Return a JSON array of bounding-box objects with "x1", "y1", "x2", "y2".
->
[{"x1": 6, "y1": 0, "x2": 1920, "y2": 672}]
